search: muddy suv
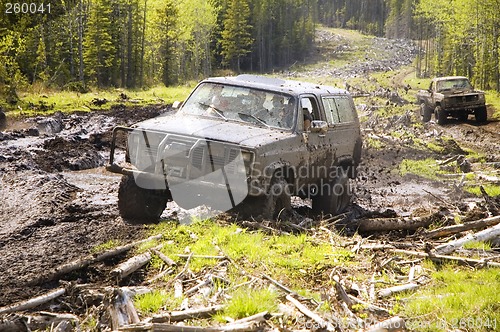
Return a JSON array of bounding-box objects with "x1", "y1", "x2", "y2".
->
[
  {"x1": 417, "y1": 76, "x2": 486, "y2": 125},
  {"x1": 107, "y1": 75, "x2": 362, "y2": 221}
]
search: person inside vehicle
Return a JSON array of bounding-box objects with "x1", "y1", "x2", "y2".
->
[
  {"x1": 271, "y1": 95, "x2": 295, "y2": 128},
  {"x1": 303, "y1": 108, "x2": 312, "y2": 131},
  {"x1": 209, "y1": 84, "x2": 228, "y2": 110}
]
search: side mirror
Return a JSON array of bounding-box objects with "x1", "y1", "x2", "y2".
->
[
  {"x1": 172, "y1": 100, "x2": 183, "y2": 109},
  {"x1": 310, "y1": 120, "x2": 328, "y2": 133}
]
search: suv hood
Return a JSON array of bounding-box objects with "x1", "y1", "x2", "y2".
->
[{"x1": 133, "y1": 113, "x2": 293, "y2": 147}]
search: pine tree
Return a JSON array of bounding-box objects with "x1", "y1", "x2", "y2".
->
[
  {"x1": 155, "y1": 0, "x2": 178, "y2": 85},
  {"x1": 83, "y1": 0, "x2": 116, "y2": 87},
  {"x1": 220, "y1": 0, "x2": 253, "y2": 72}
]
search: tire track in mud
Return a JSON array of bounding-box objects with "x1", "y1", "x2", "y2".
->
[{"x1": 0, "y1": 105, "x2": 167, "y2": 305}]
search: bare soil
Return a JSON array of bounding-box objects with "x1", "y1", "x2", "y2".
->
[{"x1": 0, "y1": 30, "x2": 499, "y2": 317}]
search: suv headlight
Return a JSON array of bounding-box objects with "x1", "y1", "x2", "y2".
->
[
  {"x1": 242, "y1": 151, "x2": 254, "y2": 163},
  {"x1": 241, "y1": 151, "x2": 255, "y2": 176},
  {"x1": 479, "y1": 94, "x2": 485, "y2": 102}
]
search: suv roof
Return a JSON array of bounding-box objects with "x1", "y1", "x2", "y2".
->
[
  {"x1": 205, "y1": 74, "x2": 349, "y2": 96},
  {"x1": 434, "y1": 76, "x2": 468, "y2": 81}
]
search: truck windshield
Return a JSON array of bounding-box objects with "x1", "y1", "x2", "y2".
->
[
  {"x1": 436, "y1": 79, "x2": 472, "y2": 91},
  {"x1": 181, "y1": 82, "x2": 296, "y2": 129}
]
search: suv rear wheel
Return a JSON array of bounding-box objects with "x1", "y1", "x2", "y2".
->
[
  {"x1": 118, "y1": 174, "x2": 170, "y2": 222},
  {"x1": 312, "y1": 174, "x2": 351, "y2": 215}
]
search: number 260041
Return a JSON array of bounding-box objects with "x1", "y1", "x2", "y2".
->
[{"x1": 5, "y1": 3, "x2": 51, "y2": 14}]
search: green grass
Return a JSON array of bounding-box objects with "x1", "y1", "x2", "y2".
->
[
  {"x1": 399, "y1": 158, "x2": 443, "y2": 180},
  {"x1": 485, "y1": 91, "x2": 500, "y2": 120},
  {"x1": 134, "y1": 290, "x2": 183, "y2": 314},
  {"x1": 399, "y1": 266, "x2": 500, "y2": 331},
  {"x1": 149, "y1": 220, "x2": 353, "y2": 278},
  {"x1": 463, "y1": 241, "x2": 492, "y2": 250},
  {"x1": 465, "y1": 184, "x2": 500, "y2": 197},
  {"x1": 91, "y1": 239, "x2": 122, "y2": 253},
  {"x1": 5, "y1": 84, "x2": 194, "y2": 117},
  {"x1": 143, "y1": 219, "x2": 358, "y2": 322},
  {"x1": 463, "y1": 147, "x2": 487, "y2": 163},
  {"x1": 216, "y1": 287, "x2": 279, "y2": 320}
]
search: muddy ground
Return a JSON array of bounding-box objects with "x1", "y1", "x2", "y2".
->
[{"x1": 1, "y1": 30, "x2": 500, "y2": 310}]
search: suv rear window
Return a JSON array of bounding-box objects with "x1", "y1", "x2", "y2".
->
[{"x1": 322, "y1": 96, "x2": 354, "y2": 124}]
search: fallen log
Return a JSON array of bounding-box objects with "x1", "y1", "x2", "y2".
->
[
  {"x1": 151, "y1": 321, "x2": 260, "y2": 331},
  {"x1": 364, "y1": 316, "x2": 406, "y2": 332},
  {"x1": 347, "y1": 295, "x2": 389, "y2": 314},
  {"x1": 108, "y1": 288, "x2": 140, "y2": 330},
  {"x1": 425, "y1": 215, "x2": 500, "y2": 239},
  {"x1": 378, "y1": 283, "x2": 419, "y2": 298},
  {"x1": 28, "y1": 234, "x2": 163, "y2": 285},
  {"x1": 176, "y1": 254, "x2": 226, "y2": 260},
  {"x1": 151, "y1": 305, "x2": 225, "y2": 323},
  {"x1": 356, "y1": 216, "x2": 434, "y2": 233},
  {"x1": 0, "y1": 288, "x2": 66, "y2": 315},
  {"x1": 286, "y1": 295, "x2": 338, "y2": 332},
  {"x1": 232, "y1": 311, "x2": 271, "y2": 324},
  {"x1": 393, "y1": 249, "x2": 500, "y2": 268},
  {"x1": 0, "y1": 312, "x2": 79, "y2": 332},
  {"x1": 151, "y1": 248, "x2": 176, "y2": 266},
  {"x1": 332, "y1": 275, "x2": 353, "y2": 308},
  {"x1": 434, "y1": 223, "x2": 500, "y2": 255},
  {"x1": 111, "y1": 251, "x2": 152, "y2": 280},
  {"x1": 146, "y1": 267, "x2": 175, "y2": 284}
]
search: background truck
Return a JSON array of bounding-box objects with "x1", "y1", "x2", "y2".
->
[{"x1": 417, "y1": 76, "x2": 487, "y2": 125}]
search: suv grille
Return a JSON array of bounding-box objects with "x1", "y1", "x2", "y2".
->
[
  {"x1": 448, "y1": 95, "x2": 479, "y2": 105},
  {"x1": 158, "y1": 135, "x2": 243, "y2": 180}
]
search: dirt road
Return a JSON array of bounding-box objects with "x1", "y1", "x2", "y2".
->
[{"x1": 1, "y1": 30, "x2": 499, "y2": 308}]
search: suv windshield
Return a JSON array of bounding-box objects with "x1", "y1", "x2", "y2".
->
[
  {"x1": 436, "y1": 78, "x2": 472, "y2": 92},
  {"x1": 181, "y1": 82, "x2": 296, "y2": 129}
]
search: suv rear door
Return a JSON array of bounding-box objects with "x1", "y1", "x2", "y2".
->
[{"x1": 321, "y1": 95, "x2": 359, "y2": 170}]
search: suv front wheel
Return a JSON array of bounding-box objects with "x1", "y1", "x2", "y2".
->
[
  {"x1": 118, "y1": 174, "x2": 170, "y2": 222},
  {"x1": 262, "y1": 177, "x2": 292, "y2": 220},
  {"x1": 475, "y1": 106, "x2": 487, "y2": 123},
  {"x1": 421, "y1": 103, "x2": 432, "y2": 122},
  {"x1": 435, "y1": 106, "x2": 447, "y2": 125}
]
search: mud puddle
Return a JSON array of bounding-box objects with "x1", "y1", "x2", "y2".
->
[{"x1": 62, "y1": 167, "x2": 121, "y2": 206}]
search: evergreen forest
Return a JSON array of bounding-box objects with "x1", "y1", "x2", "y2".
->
[{"x1": 0, "y1": 0, "x2": 499, "y2": 100}]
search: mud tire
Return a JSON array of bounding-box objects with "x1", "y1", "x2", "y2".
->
[
  {"x1": 436, "y1": 106, "x2": 447, "y2": 125},
  {"x1": 312, "y1": 174, "x2": 352, "y2": 215},
  {"x1": 475, "y1": 106, "x2": 487, "y2": 123},
  {"x1": 118, "y1": 174, "x2": 169, "y2": 223},
  {"x1": 421, "y1": 103, "x2": 432, "y2": 122},
  {"x1": 262, "y1": 178, "x2": 292, "y2": 220}
]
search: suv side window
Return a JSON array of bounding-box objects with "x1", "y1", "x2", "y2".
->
[
  {"x1": 322, "y1": 97, "x2": 340, "y2": 124},
  {"x1": 322, "y1": 96, "x2": 354, "y2": 124},
  {"x1": 300, "y1": 96, "x2": 320, "y2": 120},
  {"x1": 335, "y1": 96, "x2": 355, "y2": 123}
]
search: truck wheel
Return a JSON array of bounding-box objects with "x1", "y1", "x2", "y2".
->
[
  {"x1": 312, "y1": 174, "x2": 352, "y2": 215},
  {"x1": 421, "y1": 103, "x2": 432, "y2": 122},
  {"x1": 436, "y1": 106, "x2": 447, "y2": 125},
  {"x1": 262, "y1": 177, "x2": 292, "y2": 220},
  {"x1": 475, "y1": 106, "x2": 487, "y2": 123},
  {"x1": 118, "y1": 174, "x2": 169, "y2": 222}
]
